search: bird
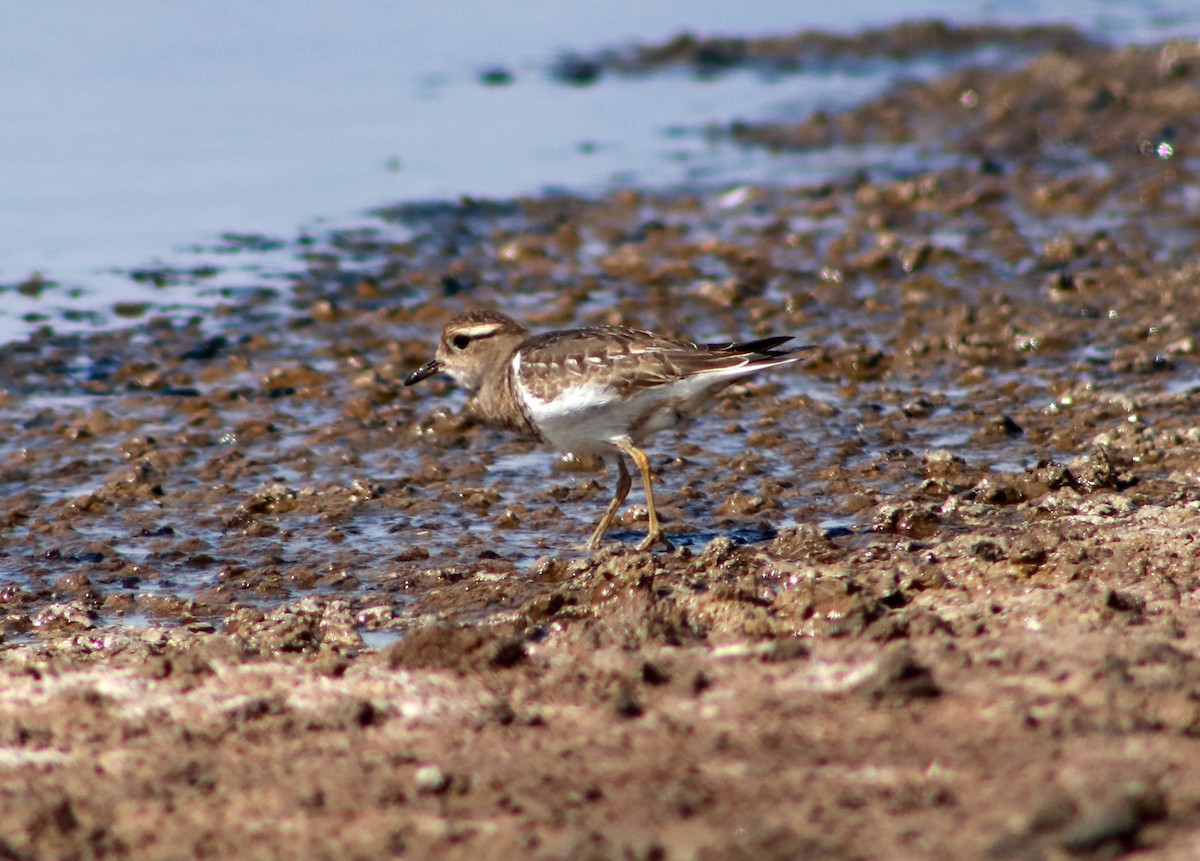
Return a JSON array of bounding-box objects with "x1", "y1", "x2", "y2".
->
[{"x1": 404, "y1": 310, "x2": 806, "y2": 552}]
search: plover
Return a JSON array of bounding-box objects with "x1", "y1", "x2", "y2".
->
[{"x1": 405, "y1": 310, "x2": 806, "y2": 551}]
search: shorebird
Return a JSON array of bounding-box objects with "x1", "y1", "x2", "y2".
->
[{"x1": 405, "y1": 310, "x2": 806, "y2": 551}]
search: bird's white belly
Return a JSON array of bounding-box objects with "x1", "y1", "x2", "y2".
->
[{"x1": 521, "y1": 381, "x2": 689, "y2": 454}]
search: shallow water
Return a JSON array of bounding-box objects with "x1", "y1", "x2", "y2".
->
[{"x1": 2, "y1": 1, "x2": 1199, "y2": 341}]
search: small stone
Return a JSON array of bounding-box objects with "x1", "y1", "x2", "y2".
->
[
  {"x1": 414, "y1": 765, "x2": 450, "y2": 795},
  {"x1": 859, "y1": 646, "x2": 941, "y2": 703}
]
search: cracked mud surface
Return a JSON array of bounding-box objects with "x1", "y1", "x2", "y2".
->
[{"x1": 2, "y1": 23, "x2": 1200, "y2": 860}]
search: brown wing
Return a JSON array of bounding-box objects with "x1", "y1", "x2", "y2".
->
[{"x1": 517, "y1": 326, "x2": 803, "y2": 399}]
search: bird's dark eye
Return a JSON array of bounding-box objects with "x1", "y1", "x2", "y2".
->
[{"x1": 452, "y1": 334, "x2": 470, "y2": 350}]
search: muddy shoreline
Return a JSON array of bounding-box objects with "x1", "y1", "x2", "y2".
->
[{"x1": 2, "y1": 22, "x2": 1200, "y2": 859}]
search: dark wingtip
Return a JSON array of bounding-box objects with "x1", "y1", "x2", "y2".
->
[
  {"x1": 404, "y1": 359, "x2": 443, "y2": 386},
  {"x1": 712, "y1": 336, "x2": 816, "y2": 359}
]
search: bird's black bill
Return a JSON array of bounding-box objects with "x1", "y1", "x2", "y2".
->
[{"x1": 404, "y1": 359, "x2": 443, "y2": 386}]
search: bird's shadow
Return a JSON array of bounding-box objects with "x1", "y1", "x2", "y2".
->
[
  {"x1": 607, "y1": 522, "x2": 856, "y2": 550},
  {"x1": 606, "y1": 524, "x2": 776, "y2": 549}
]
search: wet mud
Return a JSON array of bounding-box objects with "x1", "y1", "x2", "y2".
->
[{"x1": 3, "y1": 22, "x2": 1200, "y2": 860}]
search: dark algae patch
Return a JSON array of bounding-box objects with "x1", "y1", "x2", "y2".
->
[{"x1": 1, "y1": 23, "x2": 1200, "y2": 860}]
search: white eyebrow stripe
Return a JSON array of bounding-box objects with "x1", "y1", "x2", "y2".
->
[{"x1": 453, "y1": 323, "x2": 504, "y2": 340}]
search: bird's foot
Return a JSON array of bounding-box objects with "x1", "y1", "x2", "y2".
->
[{"x1": 637, "y1": 530, "x2": 674, "y2": 553}]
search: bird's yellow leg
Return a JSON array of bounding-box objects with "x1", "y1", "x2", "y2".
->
[
  {"x1": 586, "y1": 455, "x2": 632, "y2": 551},
  {"x1": 615, "y1": 438, "x2": 674, "y2": 552}
]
